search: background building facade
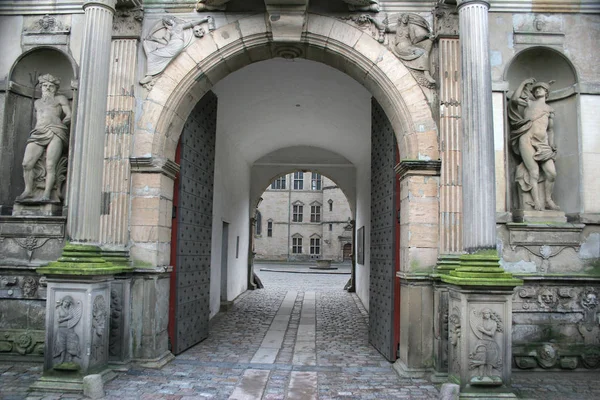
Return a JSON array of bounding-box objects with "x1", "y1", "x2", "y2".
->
[{"x1": 254, "y1": 172, "x2": 353, "y2": 262}]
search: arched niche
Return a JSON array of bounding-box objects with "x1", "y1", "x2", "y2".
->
[
  {"x1": 1, "y1": 47, "x2": 77, "y2": 210},
  {"x1": 505, "y1": 47, "x2": 580, "y2": 214}
]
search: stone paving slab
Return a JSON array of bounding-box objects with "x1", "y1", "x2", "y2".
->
[{"x1": 1, "y1": 269, "x2": 599, "y2": 399}]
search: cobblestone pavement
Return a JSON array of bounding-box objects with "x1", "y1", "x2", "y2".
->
[{"x1": 1, "y1": 268, "x2": 599, "y2": 399}]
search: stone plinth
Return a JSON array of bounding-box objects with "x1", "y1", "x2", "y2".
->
[
  {"x1": 442, "y1": 251, "x2": 522, "y2": 398},
  {"x1": 13, "y1": 201, "x2": 62, "y2": 217},
  {"x1": 513, "y1": 210, "x2": 567, "y2": 223},
  {"x1": 31, "y1": 276, "x2": 116, "y2": 393},
  {"x1": 447, "y1": 287, "x2": 516, "y2": 398}
]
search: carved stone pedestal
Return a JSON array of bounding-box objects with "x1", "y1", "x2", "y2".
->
[
  {"x1": 513, "y1": 210, "x2": 567, "y2": 223},
  {"x1": 442, "y1": 251, "x2": 523, "y2": 398},
  {"x1": 30, "y1": 276, "x2": 115, "y2": 393},
  {"x1": 13, "y1": 201, "x2": 63, "y2": 217},
  {"x1": 447, "y1": 286, "x2": 517, "y2": 398}
]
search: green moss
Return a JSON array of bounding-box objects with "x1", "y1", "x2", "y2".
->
[
  {"x1": 584, "y1": 259, "x2": 600, "y2": 276},
  {"x1": 132, "y1": 259, "x2": 156, "y2": 269},
  {"x1": 37, "y1": 243, "x2": 132, "y2": 276},
  {"x1": 441, "y1": 251, "x2": 523, "y2": 287}
]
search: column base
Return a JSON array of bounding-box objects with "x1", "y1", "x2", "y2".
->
[
  {"x1": 30, "y1": 367, "x2": 116, "y2": 394},
  {"x1": 392, "y1": 359, "x2": 432, "y2": 378},
  {"x1": 132, "y1": 350, "x2": 175, "y2": 369},
  {"x1": 38, "y1": 243, "x2": 132, "y2": 276}
]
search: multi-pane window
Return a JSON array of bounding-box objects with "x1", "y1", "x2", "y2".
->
[
  {"x1": 310, "y1": 205, "x2": 321, "y2": 222},
  {"x1": 267, "y1": 221, "x2": 273, "y2": 237},
  {"x1": 310, "y1": 237, "x2": 321, "y2": 255},
  {"x1": 271, "y1": 176, "x2": 286, "y2": 190},
  {"x1": 255, "y1": 211, "x2": 262, "y2": 235},
  {"x1": 292, "y1": 237, "x2": 303, "y2": 254},
  {"x1": 293, "y1": 172, "x2": 304, "y2": 190},
  {"x1": 311, "y1": 173, "x2": 322, "y2": 190},
  {"x1": 293, "y1": 204, "x2": 303, "y2": 222}
]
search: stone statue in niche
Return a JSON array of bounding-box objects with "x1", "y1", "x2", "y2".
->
[
  {"x1": 468, "y1": 308, "x2": 503, "y2": 385},
  {"x1": 366, "y1": 13, "x2": 435, "y2": 88},
  {"x1": 140, "y1": 16, "x2": 215, "y2": 88},
  {"x1": 15, "y1": 74, "x2": 71, "y2": 204},
  {"x1": 509, "y1": 78, "x2": 559, "y2": 211},
  {"x1": 53, "y1": 295, "x2": 82, "y2": 368},
  {"x1": 91, "y1": 295, "x2": 107, "y2": 361}
]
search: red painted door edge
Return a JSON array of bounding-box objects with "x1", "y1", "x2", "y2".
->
[
  {"x1": 168, "y1": 139, "x2": 182, "y2": 351},
  {"x1": 394, "y1": 147, "x2": 401, "y2": 359}
]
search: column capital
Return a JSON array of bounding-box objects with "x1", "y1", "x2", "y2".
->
[
  {"x1": 83, "y1": 0, "x2": 117, "y2": 13},
  {"x1": 456, "y1": 0, "x2": 490, "y2": 9}
]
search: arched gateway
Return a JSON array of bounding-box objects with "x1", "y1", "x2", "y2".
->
[{"x1": 129, "y1": 12, "x2": 440, "y2": 365}]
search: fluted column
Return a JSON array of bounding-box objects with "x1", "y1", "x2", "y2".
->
[
  {"x1": 67, "y1": 0, "x2": 116, "y2": 243},
  {"x1": 457, "y1": 0, "x2": 495, "y2": 253},
  {"x1": 100, "y1": 9, "x2": 142, "y2": 262}
]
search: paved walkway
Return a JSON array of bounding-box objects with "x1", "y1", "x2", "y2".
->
[{"x1": 1, "y1": 268, "x2": 599, "y2": 399}]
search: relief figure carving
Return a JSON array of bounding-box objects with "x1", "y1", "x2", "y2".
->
[
  {"x1": 140, "y1": 16, "x2": 215, "y2": 88},
  {"x1": 468, "y1": 308, "x2": 503, "y2": 385},
  {"x1": 509, "y1": 78, "x2": 559, "y2": 211},
  {"x1": 448, "y1": 308, "x2": 461, "y2": 375},
  {"x1": 109, "y1": 288, "x2": 123, "y2": 357},
  {"x1": 15, "y1": 74, "x2": 71, "y2": 204},
  {"x1": 54, "y1": 295, "x2": 82, "y2": 368},
  {"x1": 91, "y1": 295, "x2": 107, "y2": 361},
  {"x1": 578, "y1": 289, "x2": 600, "y2": 345},
  {"x1": 366, "y1": 13, "x2": 435, "y2": 88}
]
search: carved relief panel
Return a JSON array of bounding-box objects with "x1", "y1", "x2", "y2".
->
[{"x1": 513, "y1": 284, "x2": 600, "y2": 370}]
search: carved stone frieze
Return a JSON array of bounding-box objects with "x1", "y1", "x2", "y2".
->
[
  {"x1": 513, "y1": 285, "x2": 597, "y2": 312},
  {"x1": 23, "y1": 14, "x2": 71, "y2": 34},
  {"x1": 112, "y1": 8, "x2": 143, "y2": 38},
  {"x1": 0, "y1": 329, "x2": 45, "y2": 357}
]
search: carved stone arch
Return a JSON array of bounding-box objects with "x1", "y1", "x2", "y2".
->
[
  {"x1": 1, "y1": 46, "x2": 78, "y2": 207},
  {"x1": 133, "y1": 13, "x2": 438, "y2": 164},
  {"x1": 504, "y1": 46, "x2": 580, "y2": 213}
]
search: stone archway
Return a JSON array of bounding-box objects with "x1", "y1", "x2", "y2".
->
[
  {"x1": 130, "y1": 12, "x2": 439, "y2": 267},
  {"x1": 129, "y1": 12, "x2": 440, "y2": 365}
]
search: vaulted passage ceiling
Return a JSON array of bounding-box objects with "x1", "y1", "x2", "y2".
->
[{"x1": 211, "y1": 58, "x2": 372, "y2": 167}]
